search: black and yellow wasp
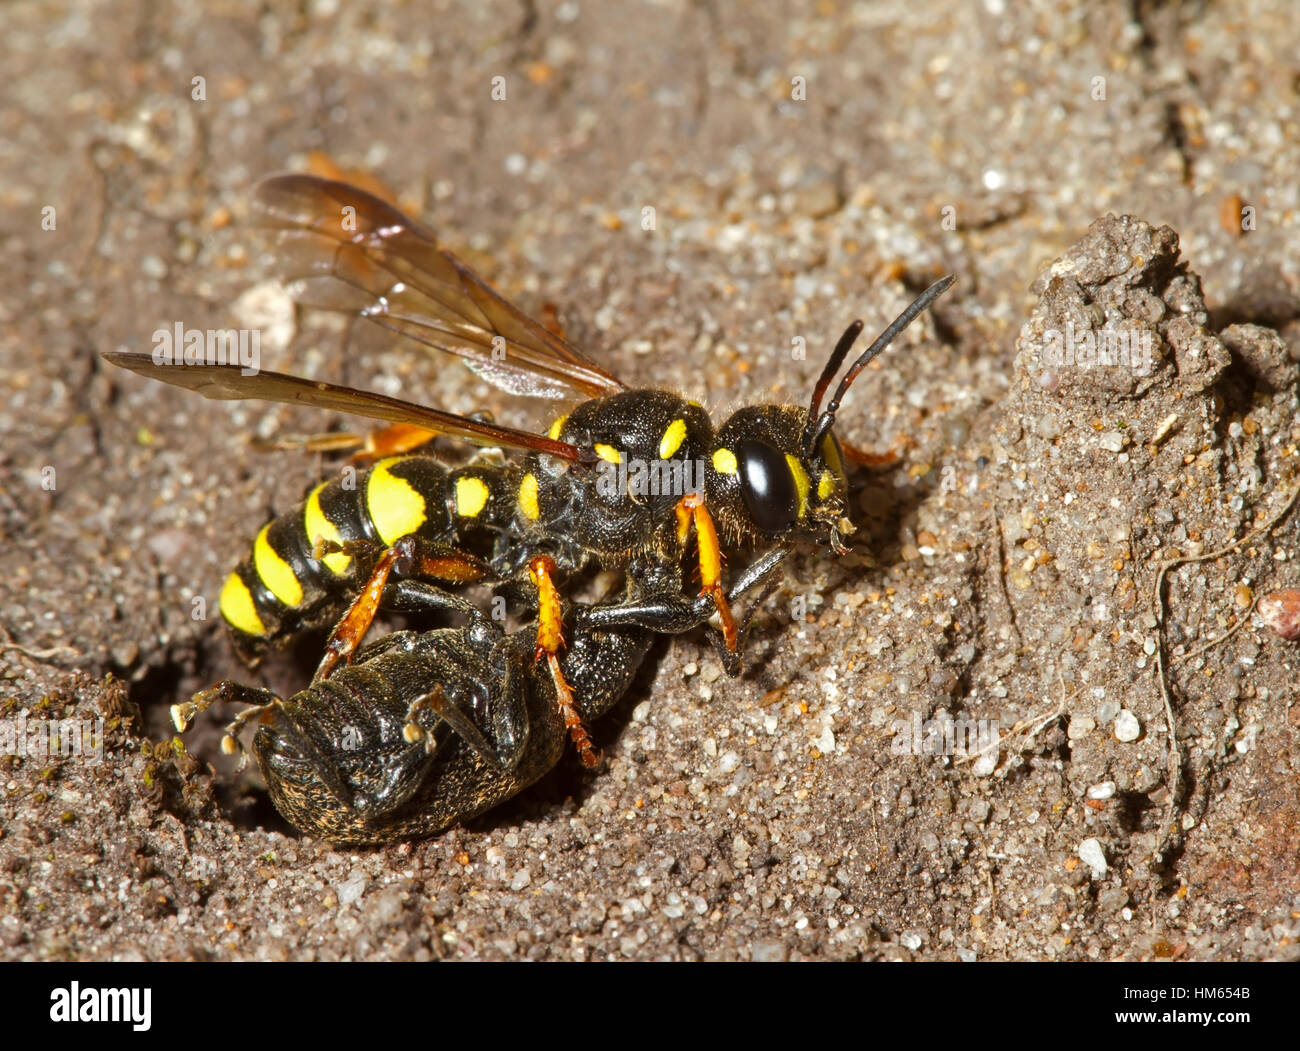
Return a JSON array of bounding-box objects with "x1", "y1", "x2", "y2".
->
[{"x1": 104, "y1": 174, "x2": 951, "y2": 837}]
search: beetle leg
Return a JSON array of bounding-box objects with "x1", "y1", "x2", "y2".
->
[
  {"x1": 380, "y1": 578, "x2": 491, "y2": 625},
  {"x1": 173, "y1": 679, "x2": 283, "y2": 772},
  {"x1": 402, "y1": 684, "x2": 499, "y2": 767},
  {"x1": 353, "y1": 580, "x2": 530, "y2": 772},
  {"x1": 313, "y1": 535, "x2": 493, "y2": 683}
]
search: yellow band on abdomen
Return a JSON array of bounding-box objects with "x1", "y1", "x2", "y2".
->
[
  {"x1": 253, "y1": 524, "x2": 304, "y2": 607},
  {"x1": 220, "y1": 571, "x2": 266, "y2": 637},
  {"x1": 367, "y1": 457, "x2": 428, "y2": 546},
  {"x1": 304, "y1": 483, "x2": 351, "y2": 575}
]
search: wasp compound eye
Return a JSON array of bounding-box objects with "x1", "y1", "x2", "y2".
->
[{"x1": 737, "y1": 438, "x2": 798, "y2": 534}]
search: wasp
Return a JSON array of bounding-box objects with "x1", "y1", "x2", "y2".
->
[
  {"x1": 101, "y1": 172, "x2": 951, "y2": 827},
  {"x1": 104, "y1": 174, "x2": 953, "y2": 760}
]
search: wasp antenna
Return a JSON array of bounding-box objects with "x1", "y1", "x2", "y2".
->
[
  {"x1": 803, "y1": 318, "x2": 865, "y2": 451},
  {"x1": 803, "y1": 274, "x2": 955, "y2": 456}
]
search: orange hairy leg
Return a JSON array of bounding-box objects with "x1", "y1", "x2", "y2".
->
[
  {"x1": 675, "y1": 493, "x2": 738, "y2": 652},
  {"x1": 528, "y1": 555, "x2": 600, "y2": 768},
  {"x1": 313, "y1": 536, "x2": 492, "y2": 683}
]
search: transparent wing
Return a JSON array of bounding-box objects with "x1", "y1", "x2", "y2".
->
[
  {"x1": 101, "y1": 352, "x2": 588, "y2": 461},
  {"x1": 255, "y1": 173, "x2": 626, "y2": 400}
]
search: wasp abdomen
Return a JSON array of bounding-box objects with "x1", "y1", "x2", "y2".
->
[{"x1": 220, "y1": 454, "x2": 521, "y2": 658}]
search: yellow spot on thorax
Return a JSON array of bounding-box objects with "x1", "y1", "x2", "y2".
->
[
  {"x1": 593, "y1": 442, "x2": 622, "y2": 464},
  {"x1": 817, "y1": 470, "x2": 836, "y2": 501},
  {"x1": 712, "y1": 448, "x2": 738, "y2": 475},
  {"x1": 220, "y1": 572, "x2": 266, "y2": 637},
  {"x1": 659, "y1": 418, "x2": 687, "y2": 459},
  {"x1": 547, "y1": 415, "x2": 569, "y2": 441},
  {"x1": 304, "y1": 483, "x2": 350, "y2": 575},
  {"x1": 455, "y1": 475, "x2": 491, "y2": 518},
  {"x1": 785, "y1": 455, "x2": 810, "y2": 518},
  {"x1": 518, "y1": 472, "x2": 541, "y2": 520},
  {"x1": 367, "y1": 456, "x2": 428, "y2": 546},
  {"x1": 253, "y1": 524, "x2": 303, "y2": 607}
]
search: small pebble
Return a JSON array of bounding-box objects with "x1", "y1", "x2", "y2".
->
[
  {"x1": 1114, "y1": 710, "x2": 1141, "y2": 742},
  {"x1": 1099, "y1": 887, "x2": 1129, "y2": 912},
  {"x1": 1087, "y1": 781, "x2": 1116, "y2": 800},
  {"x1": 751, "y1": 939, "x2": 788, "y2": 963},
  {"x1": 336, "y1": 871, "x2": 367, "y2": 907},
  {"x1": 1078, "y1": 838, "x2": 1107, "y2": 878},
  {"x1": 1151, "y1": 413, "x2": 1179, "y2": 445},
  {"x1": 1257, "y1": 589, "x2": 1300, "y2": 640},
  {"x1": 1066, "y1": 715, "x2": 1096, "y2": 740}
]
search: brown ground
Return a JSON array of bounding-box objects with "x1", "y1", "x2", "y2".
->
[{"x1": 1, "y1": 0, "x2": 1298, "y2": 960}]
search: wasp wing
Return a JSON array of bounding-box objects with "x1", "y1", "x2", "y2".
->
[
  {"x1": 101, "y1": 352, "x2": 586, "y2": 461},
  {"x1": 254, "y1": 173, "x2": 626, "y2": 400}
]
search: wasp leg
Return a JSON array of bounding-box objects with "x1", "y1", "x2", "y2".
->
[
  {"x1": 313, "y1": 535, "x2": 494, "y2": 683},
  {"x1": 674, "y1": 493, "x2": 739, "y2": 652},
  {"x1": 349, "y1": 423, "x2": 439, "y2": 461},
  {"x1": 252, "y1": 422, "x2": 439, "y2": 460},
  {"x1": 251, "y1": 431, "x2": 372, "y2": 454},
  {"x1": 712, "y1": 549, "x2": 787, "y2": 675},
  {"x1": 703, "y1": 576, "x2": 782, "y2": 678},
  {"x1": 529, "y1": 554, "x2": 601, "y2": 769},
  {"x1": 580, "y1": 547, "x2": 787, "y2": 636}
]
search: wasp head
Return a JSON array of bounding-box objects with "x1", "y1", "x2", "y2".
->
[
  {"x1": 707, "y1": 404, "x2": 851, "y2": 550},
  {"x1": 706, "y1": 275, "x2": 954, "y2": 553}
]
